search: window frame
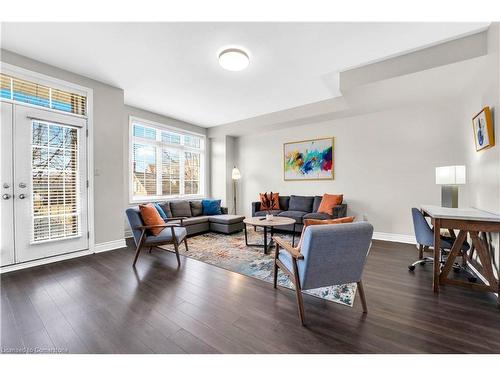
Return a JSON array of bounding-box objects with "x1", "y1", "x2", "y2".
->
[{"x1": 128, "y1": 116, "x2": 206, "y2": 203}]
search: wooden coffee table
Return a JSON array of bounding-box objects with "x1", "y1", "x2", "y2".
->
[{"x1": 243, "y1": 216, "x2": 296, "y2": 254}]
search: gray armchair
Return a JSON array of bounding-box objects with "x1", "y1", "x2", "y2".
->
[
  {"x1": 273, "y1": 221, "x2": 374, "y2": 325},
  {"x1": 126, "y1": 207, "x2": 189, "y2": 267}
]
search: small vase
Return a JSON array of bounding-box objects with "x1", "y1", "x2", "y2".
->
[{"x1": 266, "y1": 214, "x2": 274, "y2": 220}]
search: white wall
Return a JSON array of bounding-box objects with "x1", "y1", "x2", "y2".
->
[
  {"x1": 210, "y1": 137, "x2": 228, "y2": 206},
  {"x1": 459, "y1": 24, "x2": 500, "y2": 270},
  {"x1": 209, "y1": 135, "x2": 236, "y2": 210},
  {"x1": 235, "y1": 101, "x2": 466, "y2": 238}
]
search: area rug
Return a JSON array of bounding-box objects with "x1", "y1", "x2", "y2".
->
[{"x1": 163, "y1": 228, "x2": 356, "y2": 307}]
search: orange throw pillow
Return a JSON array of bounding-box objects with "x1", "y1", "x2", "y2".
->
[
  {"x1": 296, "y1": 216, "x2": 355, "y2": 249},
  {"x1": 259, "y1": 192, "x2": 280, "y2": 211},
  {"x1": 317, "y1": 193, "x2": 343, "y2": 215},
  {"x1": 139, "y1": 203, "x2": 165, "y2": 236}
]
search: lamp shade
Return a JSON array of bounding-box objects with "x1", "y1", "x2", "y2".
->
[
  {"x1": 435, "y1": 165, "x2": 466, "y2": 185},
  {"x1": 231, "y1": 166, "x2": 241, "y2": 180}
]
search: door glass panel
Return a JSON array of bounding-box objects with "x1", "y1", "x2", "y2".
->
[{"x1": 31, "y1": 121, "x2": 80, "y2": 243}]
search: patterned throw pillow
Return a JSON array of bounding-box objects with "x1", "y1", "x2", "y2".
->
[
  {"x1": 259, "y1": 192, "x2": 280, "y2": 211},
  {"x1": 139, "y1": 203, "x2": 165, "y2": 236}
]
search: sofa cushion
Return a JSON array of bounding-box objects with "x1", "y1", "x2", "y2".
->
[
  {"x1": 144, "y1": 226, "x2": 187, "y2": 245},
  {"x1": 303, "y1": 212, "x2": 332, "y2": 220},
  {"x1": 208, "y1": 214, "x2": 245, "y2": 225},
  {"x1": 202, "y1": 199, "x2": 222, "y2": 215},
  {"x1": 158, "y1": 202, "x2": 172, "y2": 218},
  {"x1": 312, "y1": 196, "x2": 323, "y2": 213},
  {"x1": 190, "y1": 200, "x2": 203, "y2": 216},
  {"x1": 278, "y1": 210, "x2": 308, "y2": 224},
  {"x1": 288, "y1": 195, "x2": 314, "y2": 212},
  {"x1": 182, "y1": 216, "x2": 210, "y2": 225},
  {"x1": 170, "y1": 200, "x2": 192, "y2": 218},
  {"x1": 255, "y1": 210, "x2": 282, "y2": 217},
  {"x1": 279, "y1": 196, "x2": 290, "y2": 211}
]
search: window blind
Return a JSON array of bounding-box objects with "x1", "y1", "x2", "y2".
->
[
  {"x1": 131, "y1": 121, "x2": 204, "y2": 200},
  {"x1": 0, "y1": 73, "x2": 87, "y2": 116}
]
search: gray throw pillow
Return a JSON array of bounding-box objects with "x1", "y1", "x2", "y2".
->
[
  {"x1": 190, "y1": 201, "x2": 203, "y2": 216},
  {"x1": 158, "y1": 202, "x2": 172, "y2": 218},
  {"x1": 288, "y1": 195, "x2": 314, "y2": 212},
  {"x1": 312, "y1": 196, "x2": 323, "y2": 212},
  {"x1": 170, "y1": 200, "x2": 192, "y2": 218}
]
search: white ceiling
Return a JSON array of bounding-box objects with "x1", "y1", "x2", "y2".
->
[{"x1": 1, "y1": 22, "x2": 488, "y2": 127}]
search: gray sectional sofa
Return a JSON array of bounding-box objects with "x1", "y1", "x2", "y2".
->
[
  {"x1": 144, "y1": 200, "x2": 245, "y2": 236},
  {"x1": 251, "y1": 195, "x2": 347, "y2": 233}
]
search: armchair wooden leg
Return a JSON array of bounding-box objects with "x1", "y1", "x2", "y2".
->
[
  {"x1": 184, "y1": 238, "x2": 189, "y2": 252},
  {"x1": 273, "y1": 243, "x2": 279, "y2": 288},
  {"x1": 173, "y1": 241, "x2": 181, "y2": 267},
  {"x1": 273, "y1": 262, "x2": 279, "y2": 289},
  {"x1": 292, "y1": 259, "x2": 305, "y2": 325},
  {"x1": 132, "y1": 231, "x2": 146, "y2": 267},
  {"x1": 357, "y1": 280, "x2": 368, "y2": 314},
  {"x1": 133, "y1": 243, "x2": 143, "y2": 267}
]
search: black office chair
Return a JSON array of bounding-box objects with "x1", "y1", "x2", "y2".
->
[{"x1": 409, "y1": 208, "x2": 476, "y2": 281}]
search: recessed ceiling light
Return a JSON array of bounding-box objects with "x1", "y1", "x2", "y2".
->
[{"x1": 218, "y1": 48, "x2": 250, "y2": 71}]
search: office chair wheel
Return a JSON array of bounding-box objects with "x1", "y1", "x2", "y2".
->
[
  {"x1": 468, "y1": 276, "x2": 477, "y2": 283},
  {"x1": 453, "y1": 267, "x2": 461, "y2": 274},
  {"x1": 408, "y1": 265, "x2": 416, "y2": 271}
]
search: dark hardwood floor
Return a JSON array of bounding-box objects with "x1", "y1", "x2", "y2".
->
[{"x1": 1, "y1": 238, "x2": 500, "y2": 354}]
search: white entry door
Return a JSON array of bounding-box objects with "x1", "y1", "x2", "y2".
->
[
  {"x1": 12, "y1": 105, "x2": 89, "y2": 263},
  {"x1": 1, "y1": 102, "x2": 15, "y2": 266}
]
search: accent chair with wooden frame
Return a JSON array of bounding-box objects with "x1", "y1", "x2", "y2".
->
[
  {"x1": 126, "y1": 207, "x2": 189, "y2": 267},
  {"x1": 273, "y1": 221, "x2": 374, "y2": 325}
]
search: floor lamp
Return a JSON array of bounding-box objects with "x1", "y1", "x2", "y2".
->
[
  {"x1": 435, "y1": 165, "x2": 466, "y2": 208},
  {"x1": 231, "y1": 166, "x2": 241, "y2": 214}
]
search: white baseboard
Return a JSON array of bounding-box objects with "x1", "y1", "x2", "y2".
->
[
  {"x1": 0, "y1": 249, "x2": 94, "y2": 274},
  {"x1": 373, "y1": 231, "x2": 416, "y2": 244},
  {"x1": 94, "y1": 239, "x2": 127, "y2": 253},
  {"x1": 1, "y1": 239, "x2": 127, "y2": 274}
]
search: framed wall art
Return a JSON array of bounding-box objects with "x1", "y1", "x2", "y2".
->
[{"x1": 283, "y1": 137, "x2": 334, "y2": 181}]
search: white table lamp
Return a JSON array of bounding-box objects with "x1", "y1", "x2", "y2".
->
[{"x1": 435, "y1": 165, "x2": 466, "y2": 208}]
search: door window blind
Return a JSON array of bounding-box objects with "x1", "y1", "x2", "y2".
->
[
  {"x1": 0, "y1": 73, "x2": 86, "y2": 116},
  {"x1": 32, "y1": 121, "x2": 81, "y2": 242}
]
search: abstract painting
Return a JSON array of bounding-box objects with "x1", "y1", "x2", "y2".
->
[
  {"x1": 472, "y1": 107, "x2": 495, "y2": 152},
  {"x1": 283, "y1": 137, "x2": 334, "y2": 180}
]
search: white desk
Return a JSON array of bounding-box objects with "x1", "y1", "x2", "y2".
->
[{"x1": 421, "y1": 205, "x2": 500, "y2": 305}]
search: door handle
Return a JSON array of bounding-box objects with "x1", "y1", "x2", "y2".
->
[
  {"x1": 2, "y1": 194, "x2": 11, "y2": 200},
  {"x1": 18, "y1": 194, "x2": 26, "y2": 200}
]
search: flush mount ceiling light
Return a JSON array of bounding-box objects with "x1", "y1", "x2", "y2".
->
[{"x1": 218, "y1": 48, "x2": 250, "y2": 71}]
